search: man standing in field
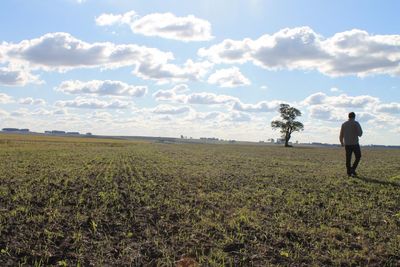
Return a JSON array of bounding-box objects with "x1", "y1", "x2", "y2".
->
[{"x1": 339, "y1": 112, "x2": 363, "y2": 177}]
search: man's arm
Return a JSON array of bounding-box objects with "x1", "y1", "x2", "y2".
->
[
  {"x1": 357, "y1": 122, "x2": 363, "y2": 137},
  {"x1": 339, "y1": 124, "x2": 344, "y2": 146}
]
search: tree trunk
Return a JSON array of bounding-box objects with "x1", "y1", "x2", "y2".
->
[{"x1": 284, "y1": 130, "x2": 291, "y2": 147}]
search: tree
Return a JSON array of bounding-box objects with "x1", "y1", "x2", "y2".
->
[{"x1": 271, "y1": 104, "x2": 304, "y2": 147}]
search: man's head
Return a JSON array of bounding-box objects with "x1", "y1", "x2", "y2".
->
[{"x1": 348, "y1": 112, "x2": 356, "y2": 119}]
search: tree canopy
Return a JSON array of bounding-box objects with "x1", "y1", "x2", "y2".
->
[{"x1": 271, "y1": 104, "x2": 304, "y2": 147}]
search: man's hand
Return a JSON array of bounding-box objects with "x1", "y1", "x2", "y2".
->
[{"x1": 340, "y1": 142, "x2": 344, "y2": 147}]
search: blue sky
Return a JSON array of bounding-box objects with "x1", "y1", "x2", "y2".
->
[{"x1": 1, "y1": 0, "x2": 399, "y2": 145}]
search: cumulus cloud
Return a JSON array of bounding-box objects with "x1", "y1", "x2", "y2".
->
[
  {"x1": 0, "y1": 109, "x2": 9, "y2": 117},
  {"x1": 1, "y1": 32, "x2": 211, "y2": 83},
  {"x1": 152, "y1": 104, "x2": 191, "y2": 115},
  {"x1": 10, "y1": 108, "x2": 30, "y2": 117},
  {"x1": 55, "y1": 80, "x2": 147, "y2": 97},
  {"x1": 31, "y1": 108, "x2": 52, "y2": 116},
  {"x1": 153, "y1": 84, "x2": 282, "y2": 113},
  {"x1": 95, "y1": 11, "x2": 137, "y2": 26},
  {"x1": 185, "y1": 110, "x2": 222, "y2": 122},
  {"x1": 375, "y1": 103, "x2": 400, "y2": 114},
  {"x1": 19, "y1": 97, "x2": 46, "y2": 105},
  {"x1": 227, "y1": 111, "x2": 252, "y2": 122},
  {"x1": 183, "y1": 109, "x2": 252, "y2": 124},
  {"x1": 53, "y1": 108, "x2": 68, "y2": 115},
  {"x1": 308, "y1": 105, "x2": 341, "y2": 121},
  {"x1": 2, "y1": 32, "x2": 172, "y2": 71},
  {"x1": 207, "y1": 67, "x2": 251, "y2": 88},
  {"x1": 330, "y1": 87, "x2": 342, "y2": 93},
  {"x1": 134, "y1": 59, "x2": 213, "y2": 83},
  {"x1": 303, "y1": 92, "x2": 379, "y2": 108},
  {"x1": 301, "y1": 91, "x2": 400, "y2": 124},
  {"x1": 198, "y1": 27, "x2": 400, "y2": 77},
  {"x1": 232, "y1": 100, "x2": 280, "y2": 112},
  {"x1": 0, "y1": 66, "x2": 42, "y2": 86},
  {"x1": 0, "y1": 93, "x2": 13, "y2": 104},
  {"x1": 96, "y1": 11, "x2": 213, "y2": 42},
  {"x1": 152, "y1": 84, "x2": 239, "y2": 105},
  {"x1": 55, "y1": 97, "x2": 130, "y2": 109},
  {"x1": 152, "y1": 84, "x2": 190, "y2": 103},
  {"x1": 186, "y1": 92, "x2": 239, "y2": 105}
]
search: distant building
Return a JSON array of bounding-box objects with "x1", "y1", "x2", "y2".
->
[
  {"x1": 86, "y1": 132, "x2": 92, "y2": 136},
  {"x1": 66, "y1": 132, "x2": 80, "y2": 135},
  {"x1": 2, "y1": 128, "x2": 30, "y2": 133},
  {"x1": 51, "y1": 130, "x2": 66, "y2": 134},
  {"x1": 44, "y1": 131, "x2": 52, "y2": 134},
  {"x1": 2, "y1": 128, "x2": 19, "y2": 132},
  {"x1": 200, "y1": 137, "x2": 219, "y2": 141}
]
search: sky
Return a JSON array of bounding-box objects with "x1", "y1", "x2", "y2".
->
[{"x1": 0, "y1": 0, "x2": 399, "y2": 145}]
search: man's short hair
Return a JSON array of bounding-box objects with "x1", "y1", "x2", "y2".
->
[{"x1": 348, "y1": 112, "x2": 356, "y2": 119}]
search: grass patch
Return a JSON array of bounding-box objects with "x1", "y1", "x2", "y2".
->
[{"x1": 0, "y1": 134, "x2": 399, "y2": 266}]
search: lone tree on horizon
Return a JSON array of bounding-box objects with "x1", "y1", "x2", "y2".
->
[{"x1": 271, "y1": 103, "x2": 304, "y2": 147}]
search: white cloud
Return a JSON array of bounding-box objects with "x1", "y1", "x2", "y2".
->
[
  {"x1": 95, "y1": 11, "x2": 137, "y2": 26},
  {"x1": 207, "y1": 67, "x2": 251, "y2": 88},
  {"x1": 96, "y1": 11, "x2": 213, "y2": 42},
  {"x1": 0, "y1": 66, "x2": 42, "y2": 86},
  {"x1": 186, "y1": 92, "x2": 238, "y2": 105},
  {"x1": 89, "y1": 111, "x2": 113, "y2": 122},
  {"x1": 303, "y1": 92, "x2": 379, "y2": 108},
  {"x1": 19, "y1": 97, "x2": 46, "y2": 105},
  {"x1": 10, "y1": 108, "x2": 30, "y2": 117},
  {"x1": 2, "y1": 32, "x2": 211, "y2": 83},
  {"x1": 0, "y1": 93, "x2": 13, "y2": 104},
  {"x1": 375, "y1": 103, "x2": 400, "y2": 114},
  {"x1": 53, "y1": 108, "x2": 68, "y2": 115},
  {"x1": 55, "y1": 97, "x2": 130, "y2": 109},
  {"x1": 232, "y1": 100, "x2": 280, "y2": 112},
  {"x1": 3, "y1": 32, "x2": 172, "y2": 71},
  {"x1": 0, "y1": 109, "x2": 9, "y2": 117},
  {"x1": 185, "y1": 110, "x2": 222, "y2": 122},
  {"x1": 303, "y1": 92, "x2": 327, "y2": 105},
  {"x1": 152, "y1": 104, "x2": 191, "y2": 115},
  {"x1": 134, "y1": 59, "x2": 213, "y2": 83},
  {"x1": 56, "y1": 80, "x2": 147, "y2": 97},
  {"x1": 302, "y1": 92, "x2": 400, "y2": 125},
  {"x1": 227, "y1": 111, "x2": 252, "y2": 122},
  {"x1": 308, "y1": 105, "x2": 340, "y2": 121},
  {"x1": 32, "y1": 108, "x2": 52, "y2": 116},
  {"x1": 199, "y1": 27, "x2": 400, "y2": 77},
  {"x1": 330, "y1": 87, "x2": 342, "y2": 93},
  {"x1": 198, "y1": 38, "x2": 252, "y2": 64},
  {"x1": 153, "y1": 84, "x2": 239, "y2": 105},
  {"x1": 152, "y1": 84, "x2": 189, "y2": 102},
  {"x1": 153, "y1": 84, "x2": 282, "y2": 113}
]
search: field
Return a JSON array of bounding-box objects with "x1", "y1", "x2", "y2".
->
[{"x1": 0, "y1": 134, "x2": 399, "y2": 266}]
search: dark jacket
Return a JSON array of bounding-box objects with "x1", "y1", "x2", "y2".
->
[{"x1": 340, "y1": 119, "x2": 363, "y2": 145}]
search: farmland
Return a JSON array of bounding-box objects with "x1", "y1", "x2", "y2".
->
[{"x1": 0, "y1": 134, "x2": 399, "y2": 266}]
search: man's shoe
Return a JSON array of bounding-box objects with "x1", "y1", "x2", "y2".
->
[{"x1": 351, "y1": 172, "x2": 358, "y2": 177}]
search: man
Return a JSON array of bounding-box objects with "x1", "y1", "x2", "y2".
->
[{"x1": 339, "y1": 112, "x2": 363, "y2": 177}]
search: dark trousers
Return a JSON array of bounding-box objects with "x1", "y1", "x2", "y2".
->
[{"x1": 345, "y1": 144, "x2": 361, "y2": 174}]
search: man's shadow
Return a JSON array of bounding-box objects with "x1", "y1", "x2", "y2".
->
[{"x1": 354, "y1": 176, "x2": 400, "y2": 188}]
